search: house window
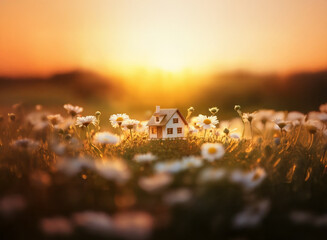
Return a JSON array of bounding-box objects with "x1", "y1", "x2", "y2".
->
[
  {"x1": 173, "y1": 118, "x2": 178, "y2": 123},
  {"x1": 151, "y1": 127, "x2": 157, "y2": 134},
  {"x1": 177, "y1": 127, "x2": 182, "y2": 134},
  {"x1": 156, "y1": 116, "x2": 159, "y2": 122},
  {"x1": 167, "y1": 128, "x2": 173, "y2": 134}
]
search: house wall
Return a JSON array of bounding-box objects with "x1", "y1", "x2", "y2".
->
[
  {"x1": 149, "y1": 126, "x2": 158, "y2": 139},
  {"x1": 162, "y1": 112, "x2": 186, "y2": 138}
]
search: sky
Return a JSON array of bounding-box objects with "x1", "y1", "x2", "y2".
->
[{"x1": 1, "y1": 0, "x2": 327, "y2": 80}]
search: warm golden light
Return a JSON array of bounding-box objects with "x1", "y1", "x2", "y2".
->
[{"x1": 1, "y1": 0, "x2": 327, "y2": 80}]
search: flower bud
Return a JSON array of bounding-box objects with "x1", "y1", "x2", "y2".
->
[
  {"x1": 8, "y1": 113, "x2": 16, "y2": 121},
  {"x1": 188, "y1": 107, "x2": 195, "y2": 112},
  {"x1": 234, "y1": 105, "x2": 241, "y2": 111}
]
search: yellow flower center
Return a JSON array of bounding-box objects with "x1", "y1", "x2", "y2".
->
[
  {"x1": 203, "y1": 119, "x2": 211, "y2": 125},
  {"x1": 208, "y1": 147, "x2": 217, "y2": 154},
  {"x1": 116, "y1": 117, "x2": 124, "y2": 122}
]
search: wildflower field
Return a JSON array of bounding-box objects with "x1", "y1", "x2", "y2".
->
[{"x1": 1, "y1": 103, "x2": 327, "y2": 240}]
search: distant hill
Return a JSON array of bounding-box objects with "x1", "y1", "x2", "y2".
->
[
  {"x1": 0, "y1": 70, "x2": 120, "y2": 98},
  {"x1": 198, "y1": 69, "x2": 327, "y2": 115}
]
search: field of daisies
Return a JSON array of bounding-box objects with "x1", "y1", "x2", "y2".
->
[{"x1": 0, "y1": 103, "x2": 327, "y2": 239}]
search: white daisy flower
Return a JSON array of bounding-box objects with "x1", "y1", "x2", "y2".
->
[
  {"x1": 26, "y1": 111, "x2": 50, "y2": 130},
  {"x1": 73, "y1": 211, "x2": 113, "y2": 235},
  {"x1": 198, "y1": 168, "x2": 227, "y2": 183},
  {"x1": 230, "y1": 133, "x2": 241, "y2": 140},
  {"x1": 273, "y1": 119, "x2": 290, "y2": 130},
  {"x1": 63, "y1": 104, "x2": 83, "y2": 117},
  {"x1": 154, "y1": 161, "x2": 184, "y2": 174},
  {"x1": 47, "y1": 114, "x2": 64, "y2": 126},
  {"x1": 233, "y1": 199, "x2": 270, "y2": 228},
  {"x1": 11, "y1": 138, "x2": 39, "y2": 150},
  {"x1": 304, "y1": 119, "x2": 323, "y2": 134},
  {"x1": 230, "y1": 167, "x2": 267, "y2": 191},
  {"x1": 286, "y1": 111, "x2": 305, "y2": 122},
  {"x1": 138, "y1": 173, "x2": 172, "y2": 192},
  {"x1": 181, "y1": 156, "x2": 203, "y2": 169},
  {"x1": 94, "y1": 158, "x2": 130, "y2": 183},
  {"x1": 163, "y1": 188, "x2": 192, "y2": 205},
  {"x1": 201, "y1": 143, "x2": 225, "y2": 162},
  {"x1": 40, "y1": 217, "x2": 73, "y2": 236},
  {"x1": 133, "y1": 153, "x2": 157, "y2": 163},
  {"x1": 0, "y1": 194, "x2": 26, "y2": 217},
  {"x1": 112, "y1": 211, "x2": 154, "y2": 240},
  {"x1": 242, "y1": 112, "x2": 256, "y2": 123},
  {"x1": 56, "y1": 157, "x2": 94, "y2": 176},
  {"x1": 121, "y1": 119, "x2": 140, "y2": 130},
  {"x1": 195, "y1": 114, "x2": 219, "y2": 129},
  {"x1": 75, "y1": 116, "x2": 97, "y2": 128},
  {"x1": 136, "y1": 121, "x2": 149, "y2": 132},
  {"x1": 109, "y1": 114, "x2": 129, "y2": 128},
  {"x1": 93, "y1": 132, "x2": 120, "y2": 145}
]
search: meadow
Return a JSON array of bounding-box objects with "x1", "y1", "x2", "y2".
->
[{"x1": 0, "y1": 103, "x2": 327, "y2": 240}]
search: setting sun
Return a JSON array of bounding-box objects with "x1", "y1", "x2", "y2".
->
[{"x1": 1, "y1": 0, "x2": 327, "y2": 79}]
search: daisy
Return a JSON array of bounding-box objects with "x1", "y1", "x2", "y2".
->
[
  {"x1": 230, "y1": 167, "x2": 267, "y2": 191},
  {"x1": 201, "y1": 143, "x2": 225, "y2": 162},
  {"x1": 254, "y1": 109, "x2": 275, "y2": 125},
  {"x1": 47, "y1": 114, "x2": 64, "y2": 126},
  {"x1": 133, "y1": 153, "x2": 157, "y2": 163},
  {"x1": 163, "y1": 188, "x2": 192, "y2": 205},
  {"x1": 233, "y1": 199, "x2": 270, "y2": 228},
  {"x1": 154, "y1": 161, "x2": 184, "y2": 174},
  {"x1": 136, "y1": 121, "x2": 149, "y2": 132},
  {"x1": 0, "y1": 195, "x2": 26, "y2": 217},
  {"x1": 121, "y1": 119, "x2": 140, "y2": 130},
  {"x1": 56, "y1": 157, "x2": 94, "y2": 176},
  {"x1": 138, "y1": 173, "x2": 172, "y2": 192},
  {"x1": 195, "y1": 114, "x2": 219, "y2": 129},
  {"x1": 198, "y1": 168, "x2": 227, "y2": 183},
  {"x1": 113, "y1": 211, "x2": 154, "y2": 240},
  {"x1": 93, "y1": 132, "x2": 120, "y2": 145},
  {"x1": 242, "y1": 112, "x2": 256, "y2": 123},
  {"x1": 286, "y1": 111, "x2": 305, "y2": 122},
  {"x1": 11, "y1": 138, "x2": 39, "y2": 150},
  {"x1": 40, "y1": 217, "x2": 73, "y2": 236},
  {"x1": 75, "y1": 116, "x2": 97, "y2": 128},
  {"x1": 304, "y1": 119, "x2": 323, "y2": 134},
  {"x1": 73, "y1": 211, "x2": 113, "y2": 235},
  {"x1": 26, "y1": 111, "x2": 50, "y2": 130},
  {"x1": 274, "y1": 119, "x2": 291, "y2": 132},
  {"x1": 63, "y1": 104, "x2": 83, "y2": 117},
  {"x1": 109, "y1": 114, "x2": 129, "y2": 128},
  {"x1": 94, "y1": 158, "x2": 130, "y2": 183},
  {"x1": 181, "y1": 156, "x2": 203, "y2": 169}
]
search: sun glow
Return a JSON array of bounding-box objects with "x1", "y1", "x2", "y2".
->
[{"x1": 1, "y1": 0, "x2": 327, "y2": 79}]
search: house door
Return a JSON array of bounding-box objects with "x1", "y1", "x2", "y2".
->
[{"x1": 157, "y1": 127, "x2": 162, "y2": 138}]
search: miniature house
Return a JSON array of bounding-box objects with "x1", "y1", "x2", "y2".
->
[{"x1": 147, "y1": 106, "x2": 188, "y2": 139}]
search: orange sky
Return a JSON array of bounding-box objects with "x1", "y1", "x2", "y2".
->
[{"x1": 1, "y1": 0, "x2": 327, "y2": 79}]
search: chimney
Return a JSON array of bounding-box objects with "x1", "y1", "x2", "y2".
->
[{"x1": 155, "y1": 106, "x2": 160, "y2": 113}]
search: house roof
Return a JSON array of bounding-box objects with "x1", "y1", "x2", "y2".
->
[{"x1": 147, "y1": 108, "x2": 188, "y2": 126}]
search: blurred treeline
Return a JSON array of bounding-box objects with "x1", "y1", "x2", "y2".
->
[{"x1": 0, "y1": 69, "x2": 326, "y2": 118}]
